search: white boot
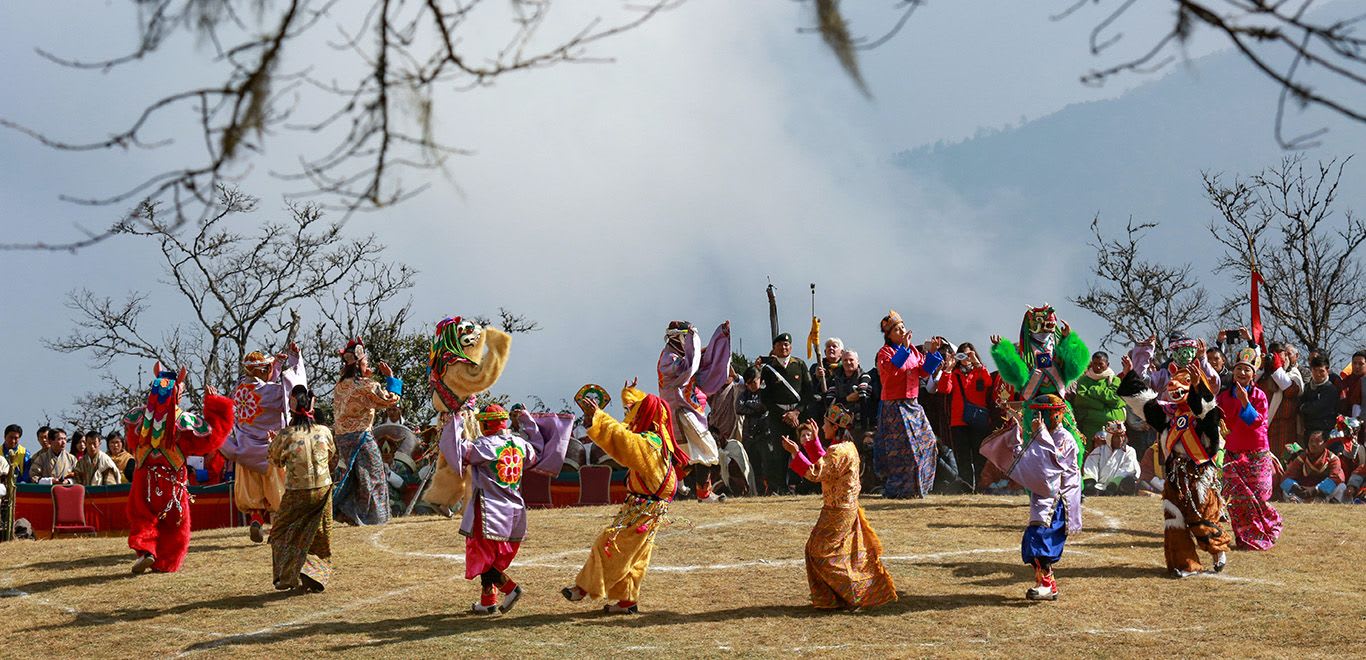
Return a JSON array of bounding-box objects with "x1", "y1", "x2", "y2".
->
[{"x1": 1212, "y1": 552, "x2": 1228, "y2": 573}]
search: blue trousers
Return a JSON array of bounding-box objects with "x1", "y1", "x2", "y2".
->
[{"x1": 1021, "y1": 502, "x2": 1067, "y2": 565}]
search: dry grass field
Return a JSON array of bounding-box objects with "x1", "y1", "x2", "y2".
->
[{"x1": 1, "y1": 494, "x2": 1362, "y2": 659}]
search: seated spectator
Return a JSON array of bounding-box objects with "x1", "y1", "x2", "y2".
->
[
  {"x1": 30, "y1": 426, "x2": 49, "y2": 476},
  {"x1": 379, "y1": 434, "x2": 423, "y2": 516},
  {"x1": 1326, "y1": 415, "x2": 1360, "y2": 471},
  {"x1": 107, "y1": 432, "x2": 135, "y2": 483},
  {"x1": 27, "y1": 427, "x2": 77, "y2": 484},
  {"x1": 1281, "y1": 431, "x2": 1347, "y2": 503},
  {"x1": 69, "y1": 430, "x2": 87, "y2": 461},
  {"x1": 1137, "y1": 442, "x2": 1163, "y2": 495},
  {"x1": 74, "y1": 431, "x2": 122, "y2": 486},
  {"x1": 1347, "y1": 462, "x2": 1366, "y2": 503},
  {"x1": 2, "y1": 424, "x2": 26, "y2": 484},
  {"x1": 1082, "y1": 420, "x2": 1139, "y2": 496}
]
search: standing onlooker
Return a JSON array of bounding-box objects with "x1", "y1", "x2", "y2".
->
[
  {"x1": 28, "y1": 427, "x2": 77, "y2": 483},
  {"x1": 1206, "y1": 346, "x2": 1232, "y2": 391},
  {"x1": 75, "y1": 432, "x2": 122, "y2": 486},
  {"x1": 828, "y1": 351, "x2": 874, "y2": 433},
  {"x1": 1258, "y1": 342, "x2": 1303, "y2": 458},
  {"x1": 809, "y1": 337, "x2": 844, "y2": 422},
  {"x1": 1300, "y1": 356, "x2": 1340, "y2": 438},
  {"x1": 1340, "y1": 351, "x2": 1366, "y2": 418},
  {"x1": 737, "y1": 367, "x2": 777, "y2": 495},
  {"x1": 1071, "y1": 352, "x2": 1126, "y2": 446},
  {"x1": 2, "y1": 425, "x2": 26, "y2": 484},
  {"x1": 936, "y1": 342, "x2": 992, "y2": 492},
  {"x1": 919, "y1": 341, "x2": 960, "y2": 493},
  {"x1": 757, "y1": 333, "x2": 812, "y2": 494}
]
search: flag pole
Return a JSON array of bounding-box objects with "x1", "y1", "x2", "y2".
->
[{"x1": 766, "y1": 277, "x2": 779, "y2": 341}]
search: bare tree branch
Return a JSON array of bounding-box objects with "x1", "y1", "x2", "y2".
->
[
  {"x1": 1071, "y1": 214, "x2": 1214, "y2": 356},
  {"x1": 2, "y1": 0, "x2": 681, "y2": 251},
  {"x1": 1205, "y1": 153, "x2": 1366, "y2": 359},
  {"x1": 52, "y1": 185, "x2": 416, "y2": 416}
]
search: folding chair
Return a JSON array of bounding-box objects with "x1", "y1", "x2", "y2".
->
[
  {"x1": 577, "y1": 465, "x2": 613, "y2": 505},
  {"x1": 51, "y1": 484, "x2": 97, "y2": 538}
]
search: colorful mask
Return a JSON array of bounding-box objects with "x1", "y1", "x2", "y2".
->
[
  {"x1": 429, "y1": 316, "x2": 482, "y2": 374},
  {"x1": 1023, "y1": 305, "x2": 1058, "y2": 336},
  {"x1": 242, "y1": 350, "x2": 272, "y2": 380},
  {"x1": 1167, "y1": 335, "x2": 1199, "y2": 367},
  {"x1": 1164, "y1": 370, "x2": 1192, "y2": 403}
]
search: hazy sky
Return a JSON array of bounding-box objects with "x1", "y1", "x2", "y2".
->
[{"x1": 1, "y1": 1, "x2": 1352, "y2": 450}]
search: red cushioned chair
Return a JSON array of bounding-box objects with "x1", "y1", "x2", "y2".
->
[
  {"x1": 51, "y1": 484, "x2": 98, "y2": 538},
  {"x1": 522, "y1": 470, "x2": 554, "y2": 509},
  {"x1": 577, "y1": 465, "x2": 613, "y2": 506}
]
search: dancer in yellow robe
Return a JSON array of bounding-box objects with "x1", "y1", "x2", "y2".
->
[
  {"x1": 783, "y1": 417, "x2": 897, "y2": 610},
  {"x1": 561, "y1": 382, "x2": 690, "y2": 614}
]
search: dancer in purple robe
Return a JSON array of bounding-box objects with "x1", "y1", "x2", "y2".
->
[{"x1": 657, "y1": 320, "x2": 732, "y2": 502}]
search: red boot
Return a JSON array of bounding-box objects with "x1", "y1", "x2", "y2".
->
[{"x1": 1026, "y1": 560, "x2": 1058, "y2": 601}]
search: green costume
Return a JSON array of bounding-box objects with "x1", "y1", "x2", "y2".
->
[
  {"x1": 1072, "y1": 373, "x2": 1126, "y2": 441},
  {"x1": 989, "y1": 306, "x2": 1090, "y2": 466}
]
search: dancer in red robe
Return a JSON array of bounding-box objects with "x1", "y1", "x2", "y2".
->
[{"x1": 122, "y1": 363, "x2": 234, "y2": 574}]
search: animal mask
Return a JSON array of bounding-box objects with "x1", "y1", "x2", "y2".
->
[
  {"x1": 1164, "y1": 370, "x2": 1192, "y2": 403},
  {"x1": 1023, "y1": 305, "x2": 1058, "y2": 337},
  {"x1": 146, "y1": 361, "x2": 186, "y2": 417},
  {"x1": 429, "y1": 316, "x2": 509, "y2": 413},
  {"x1": 430, "y1": 316, "x2": 483, "y2": 371}
]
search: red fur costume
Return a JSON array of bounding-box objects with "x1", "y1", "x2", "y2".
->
[{"x1": 122, "y1": 365, "x2": 234, "y2": 573}]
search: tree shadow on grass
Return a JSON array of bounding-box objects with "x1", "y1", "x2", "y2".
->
[
  {"x1": 597, "y1": 591, "x2": 1031, "y2": 628},
  {"x1": 13, "y1": 543, "x2": 246, "y2": 572},
  {"x1": 925, "y1": 520, "x2": 1163, "y2": 540},
  {"x1": 1, "y1": 571, "x2": 137, "y2": 598},
  {"x1": 23, "y1": 589, "x2": 298, "y2": 633},
  {"x1": 177, "y1": 591, "x2": 1032, "y2": 654},
  {"x1": 180, "y1": 609, "x2": 607, "y2": 654},
  {"x1": 921, "y1": 559, "x2": 1163, "y2": 587},
  {"x1": 861, "y1": 499, "x2": 1021, "y2": 512}
]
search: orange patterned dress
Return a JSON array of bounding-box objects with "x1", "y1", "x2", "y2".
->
[{"x1": 791, "y1": 440, "x2": 898, "y2": 610}]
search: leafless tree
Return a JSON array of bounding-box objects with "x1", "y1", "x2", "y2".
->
[
  {"x1": 1, "y1": 0, "x2": 680, "y2": 251},
  {"x1": 304, "y1": 304, "x2": 541, "y2": 426},
  {"x1": 49, "y1": 185, "x2": 414, "y2": 421},
  {"x1": 811, "y1": 0, "x2": 1365, "y2": 147},
  {"x1": 473, "y1": 308, "x2": 542, "y2": 334},
  {"x1": 1206, "y1": 154, "x2": 1366, "y2": 359},
  {"x1": 1071, "y1": 215, "x2": 1214, "y2": 355}
]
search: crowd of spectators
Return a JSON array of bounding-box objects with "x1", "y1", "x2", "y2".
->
[
  {"x1": 6, "y1": 330, "x2": 1365, "y2": 509},
  {"x1": 2, "y1": 425, "x2": 135, "y2": 488}
]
